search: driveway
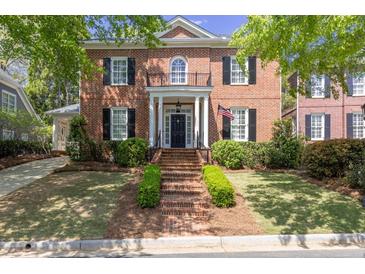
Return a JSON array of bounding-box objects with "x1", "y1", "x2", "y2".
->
[{"x1": 0, "y1": 157, "x2": 68, "y2": 197}]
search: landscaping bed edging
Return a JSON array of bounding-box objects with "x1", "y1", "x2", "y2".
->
[{"x1": 1, "y1": 233, "x2": 364, "y2": 252}]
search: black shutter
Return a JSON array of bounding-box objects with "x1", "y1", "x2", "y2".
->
[
  {"x1": 128, "y1": 108, "x2": 136, "y2": 138},
  {"x1": 127, "y1": 58, "x2": 136, "y2": 85},
  {"x1": 347, "y1": 113, "x2": 353, "y2": 139},
  {"x1": 324, "y1": 75, "x2": 331, "y2": 98},
  {"x1": 248, "y1": 109, "x2": 257, "y2": 141},
  {"x1": 103, "y1": 58, "x2": 111, "y2": 85},
  {"x1": 325, "y1": 114, "x2": 331, "y2": 140},
  {"x1": 305, "y1": 114, "x2": 311, "y2": 138},
  {"x1": 222, "y1": 115, "x2": 231, "y2": 139},
  {"x1": 305, "y1": 78, "x2": 312, "y2": 98},
  {"x1": 222, "y1": 56, "x2": 231, "y2": 85},
  {"x1": 103, "y1": 108, "x2": 111, "y2": 140},
  {"x1": 347, "y1": 74, "x2": 353, "y2": 96},
  {"x1": 248, "y1": 56, "x2": 257, "y2": 85}
]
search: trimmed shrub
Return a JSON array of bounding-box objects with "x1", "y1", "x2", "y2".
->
[
  {"x1": 116, "y1": 137, "x2": 148, "y2": 167},
  {"x1": 346, "y1": 163, "x2": 365, "y2": 190},
  {"x1": 239, "y1": 141, "x2": 270, "y2": 168},
  {"x1": 137, "y1": 164, "x2": 161, "y2": 208},
  {"x1": 202, "y1": 165, "x2": 235, "y2": 207},
  {"x1": 0, "y1": 140, "x2": 51, "y2": 158},
  {"x1": 211, "y1": 140, "x2": 244, "y2": 169},
  {"x1": 303, "y1": 139, "x2": 365, "y2": 179}
]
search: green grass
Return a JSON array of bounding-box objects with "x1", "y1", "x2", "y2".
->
[
  {"x1": 0, "y1": 171, "x2": 130, "y2": 241},
  {"x1": 226, "y1": 171, "x2": 365, "y2": 235}
]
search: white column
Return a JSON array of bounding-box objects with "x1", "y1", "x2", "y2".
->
[
  {"x1": 52, "y1": 117, "x2": 57, "y2": 151},
  {"x1": 149, "y1": 96, "x2": 155, "y2": 146},
  {"x1": 203, "y1": 96, "x2": 209, "y2": 147},
  {"x1": 158, "y1": 96, "x2": 163, "y2": 146},
  {"x1": 194, "y1": 96, "x2": 200, "y2": 148}
]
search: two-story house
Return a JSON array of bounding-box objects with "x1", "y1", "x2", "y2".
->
[
  {"x1": 285, "y1": 72, "x2": 365, "y2": 140},
  {"x1": 0, "y1": 68, "x2": 39, "y2": 141},
  {"x1": 79, "y1": 16, "x2": 281, "y2": 150}
]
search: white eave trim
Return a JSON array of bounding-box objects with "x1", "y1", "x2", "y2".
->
[{"x1": 147, "y1": 86, "x2": 212, "y2": 96}]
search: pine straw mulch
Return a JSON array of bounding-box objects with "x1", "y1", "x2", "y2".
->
[
  {"x1": 104, "y1": 175, "x2": 263, "y2": 239},
  {"x1": 0, "y1": 154, "x2": 52, "y2": 171}
]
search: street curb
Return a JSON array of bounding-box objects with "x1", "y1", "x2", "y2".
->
[{"x1": 1, "y1": 233, "x2": 364, "y2": 252}]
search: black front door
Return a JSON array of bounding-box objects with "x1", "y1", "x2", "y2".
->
[{"x1": 171, "y1": 114, "x2": 186, "y2": 148}]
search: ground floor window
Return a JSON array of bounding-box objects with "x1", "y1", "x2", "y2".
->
[
  {"x1": 111, "y1": 108, "x2": 127, "y2": 140},
  {"x1": 2, "y1": 129, "x2": 15, "y2": 140},
  {"x1": 231, "y1": 108, "x2": 248, "y2": 141},
  {"x1": 311, "y1": 114, "x2": 325, "y2": 140},
  {"x1": 353, "y1": 113, "x2": 365, "y2": 139},
  {"x1": 21, "y1": 133, "x2": 29, "y2": 141}
]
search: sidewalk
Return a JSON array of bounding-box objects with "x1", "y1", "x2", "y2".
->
[{"x1": 0, "y1": 156, "x2": 68, "y2": 197}]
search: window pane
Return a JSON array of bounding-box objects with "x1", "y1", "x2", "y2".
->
[
  {"x1": 311, "y1": 114, "x2": 324, "y2": 140},
  {"x1": 112, "y1": 59, "x2": 127, "y2": 85},
  {"x1": 311, "y1": 75, "x2": 325, "y2": 97},
  {"x1": 231, "y1": 108, "x2": 247, "y2": 140},
  {"x1": 171, "y1": 58, "x2": 187, "y2": 84},
  {"x1": 353, "y1": 113, "x2": 365, "y2": 139},
  {"x1": 112, "y1": 109, "x2": 127, "y2": 140},
  {"x1": 231, "y1": 57, "x2": 247, "y2": 84},
  {"x1": 353, "y1": 74, "x2": 365, "y2": 96}
]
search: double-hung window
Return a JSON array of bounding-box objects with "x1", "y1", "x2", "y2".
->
[
  {"x1": 352, "y1": 73, "x2": 365, "y2": 96},
  {"x1": 353, "y1": 113, "x2": 365, "y2": 139},
  {"x1": 111, "y1": 108, "x2": 128, "y2": 140},
  {"x1": 311, "y1": 114, "x2": 325, "y2": 140},
  {"x1": 111, "y1": 57, "x2": 128, "y2": 85},
  {"x1": 2, "y1": 90, "x2": 16, "y2": 112},
  {"x1": 311, "y1": 75, "x2": 325, "y2": 98},
  {"x1": 2, "y1": 129, "x2": 14, "y2": 140},
  {"x1": 170, "y1": 57, "x2": 187, "y2": 84},
  {"x1": 231, "y1": 56, "x2": 248, "y2": 84},
  {"x1": 231, "y1": 108, "x2": 248, "y2": 141}
]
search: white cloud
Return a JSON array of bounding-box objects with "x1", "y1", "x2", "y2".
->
[{"x1": 192, "y1": 19, "x2": 208, "y2": 25}]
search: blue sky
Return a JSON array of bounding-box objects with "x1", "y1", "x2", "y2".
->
[{"x1": 163, "y1": 16, "x2": 247, "y2": 36}]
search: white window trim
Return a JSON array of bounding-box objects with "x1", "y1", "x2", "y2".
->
[
  {"x1": 311, "y1": 75, "x2": 325, "y2": 98},
  {"x1": 110, "y1": 107, "x2": 128, "y2": 141},
  {"x1": 110, "y1": 57, "x2": 128, "y2": 86},
  {"x1": 311, "y1": 113, "x2": 325, "y2": 141},
  {"x1": 230, "y1": 56, "x2": 248, "y2": 86},
  {"x1": 170, "y1": 56, "x2": 188, "y2": 85},
  {"x1": 352, "y1": 112, "x2": 365, "y2": 139},
  {"x1": 352, "y1": 74, "x2": 365, "y2": 97},
  {"x1": 230, "y1": 107, "x2": 249, "y2": 141},
  {"x1": 1, "y1": 90, "x2": 17, "y2": 112}
]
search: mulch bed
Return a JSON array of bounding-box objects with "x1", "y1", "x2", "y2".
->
[
  {"x1": 54, "y1": 161, "x2": 143, "y2": 174},
  {"x1": 0, "y1": 154, "x2": 53, "y2": 171}
]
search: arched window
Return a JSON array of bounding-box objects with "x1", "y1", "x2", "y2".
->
[{"x1": 170, "y1": 57, "x2": 187, "y2": 84}]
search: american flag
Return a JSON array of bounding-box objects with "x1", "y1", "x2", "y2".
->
[{"x1": 218, "y1": 104, "x2": 234, "y2": 120}]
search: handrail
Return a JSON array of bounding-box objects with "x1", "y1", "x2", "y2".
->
[
  {"x1": 155, "y1": 130, "x2": 161, "y2": 149},
  {"x1": 146, "y1": 72, "x2": 212, "y2": 87}
]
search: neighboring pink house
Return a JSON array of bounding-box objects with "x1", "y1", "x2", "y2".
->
[{"x1": 286, "y1": 72, "x2": 365, "y2": 140}]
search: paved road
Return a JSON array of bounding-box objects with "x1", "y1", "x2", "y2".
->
[{"x1": 0, "y1": 156, "x2": 68, "y2": 197}]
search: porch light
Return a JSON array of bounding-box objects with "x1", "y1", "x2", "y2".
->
[
  {"x1": 176, "y1": 99, "x2": 182, "y2": 113},
  {"x1": 362, "y1": 104, "x2": 365, "y2": 120}
]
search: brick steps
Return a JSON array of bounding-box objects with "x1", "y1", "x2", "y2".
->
[{"x1": 158, "y1": 148, "x2": 210, "y2": 234}]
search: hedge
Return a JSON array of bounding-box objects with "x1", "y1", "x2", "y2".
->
[
  {"x1": 239, "y1": 141, "x2": 270, "y2": 168},
  {"x1": 116, "y1": 137, "x2": 149, "y2": 167},
  {"x1": 0, "y1": 140, "x2": 51, "y2": 158},
  {"x1": 211, "y1": 140, "x2": 244, "y2": 169},
  {"x1": 202, "y1": 165, "x2": 235, "y2": 207},
  {"x1": 137, "y1": 164, "x2": 161, "y2": 208},
  {"x1": 303, "y1": 139, "x2": 365, "y2": 179}
]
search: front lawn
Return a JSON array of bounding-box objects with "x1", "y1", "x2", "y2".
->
[
  {"x1": 0, "y1": 171, "x2": 130, "y2": 241},
  {"x1": 226, "y1": 171, "x2": 365, "y2": 235}
]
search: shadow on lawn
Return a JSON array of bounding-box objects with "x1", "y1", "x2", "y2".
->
[
  {"x1": 244, "y1": 172, "x2": 365, "y2": 235},
  {"x1": 0, "y1": 171, "x2": 128, "y2": 241}
]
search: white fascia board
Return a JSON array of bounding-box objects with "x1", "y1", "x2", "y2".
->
[{"x1": 147, "y1": 86, "x2": 212, "y2": 97}]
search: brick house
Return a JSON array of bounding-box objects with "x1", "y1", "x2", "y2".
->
[
  {"x1": 79, "y1": 16, "x2": 281, "y2": 149},
  {"x1": 286, "y1": 72, "x2": 365, "y2": 140}
]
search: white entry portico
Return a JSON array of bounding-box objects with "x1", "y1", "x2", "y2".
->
[{"x1": 147, "y1": 87, "x2": 211, "y2": 148}]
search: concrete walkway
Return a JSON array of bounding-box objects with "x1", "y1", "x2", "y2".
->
[{"x1": 0, "y1": 156, "x2": 68, "y2": 197}]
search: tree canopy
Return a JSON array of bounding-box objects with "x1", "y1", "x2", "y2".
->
[
  {"x1": 230, "y1": 16, "x2": 365, "y2": 98},
  {"x1": 0, "y1": 16, "x2": 166, "y2": 123}
]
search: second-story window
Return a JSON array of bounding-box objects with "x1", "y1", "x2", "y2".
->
[
  {"x1": 353, "y1": 113, "x2": 365, "y2": 139},
  {"x1": 111, "y1": 57, "x2": 128, "y2": 85},
  {"x1": 231, "y1": 56, "x2": 248, "y2": 84},
  {"x1": 353, "y1": 73, "x2": 365, "y2": 96},
  {"x1": 170, "y1": 57, "x2": 187, "y2": 84},
  {"x1": 311, "y1": 75, "x2": 325, "y2": 98},
  {"x1": 2, "y1": 90, "x2": 16, "y2": 112}
]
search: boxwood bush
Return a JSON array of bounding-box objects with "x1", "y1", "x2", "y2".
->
[
  {"x1": 116, "y1": 137, "x2": 148, "y2": 167},
  {"x1": 202, "y1": 165, "x2": 235, "y2": 207},
  {"x1": 346, "y1": 163, "x2": 365, "y2": 190},
  {"x1": 303, "y1": 139, "x2": 365, "y2": 179},
  {"x1": 239, "y1": 141, "x2": 270, "y2": 168},
  {"x1": 211, "y1": 140, "x2": 244, "y2": 169},
  {"x1": 137, "y1": 164, "x2": 161, "y2": 208}
]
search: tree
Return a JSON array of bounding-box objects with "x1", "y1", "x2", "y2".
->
[
  {"x1": 230, "y1": 16, "x2": 365, "y2": 98},
  {"x1": 0, "y1": 16, "x2": 167, "y2": 123}
]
